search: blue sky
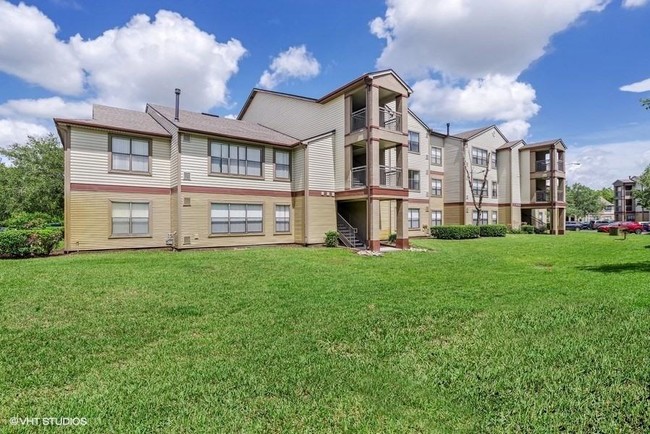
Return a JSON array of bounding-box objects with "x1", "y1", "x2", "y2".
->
[{"x1": 0, "y1": 0, "x2": 649, "y2": 188}]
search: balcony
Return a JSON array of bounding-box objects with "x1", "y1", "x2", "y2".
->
[
  {"x1": 557, "y1": 160, "x2": 565, "y2": 172},
  {"x1": 535, "y1": 160, "x2": 550, "y2": 172},
  {"x1": 557, "y1": 191, "x2": 565, "y2": 201},
  {"x1": 379, "y1": 107, "x2": 402, "y2": 132},
  {"x1": 350, "y1": 108, "x2": 366, "y2": 131},
  {"x1": 536, "y1": 190, "x2": 549, "y2": 202},
  {"x1": 349, "y1": 165, "x2": 402, "y2": 188}
]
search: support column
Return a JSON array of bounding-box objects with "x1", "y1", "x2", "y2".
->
[
  {"x1": 396, "y1": 144, "x2": 408, "y2": 190},
  {"x1": 368, "y1": 198, "x2": 381, "y2": 251},
  {"x1": 396, "y1": 199, "x2": 409, "y2": 249},
  {"x1": 344, "y1": 145, "x2": 352, "y2": 189}
]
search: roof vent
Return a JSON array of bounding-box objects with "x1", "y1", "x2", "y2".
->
[{"x1": 174, "y1": 88, "x2": 181, "y2": 122}]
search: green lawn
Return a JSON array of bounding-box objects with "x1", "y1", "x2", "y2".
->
[{"x1": 1, "y1": 232, "x2": 649, "y2": 432}]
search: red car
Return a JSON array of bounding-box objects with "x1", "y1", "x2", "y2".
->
[{"x1": 598, "y1": 221, "x2": 644, "y2": 234}]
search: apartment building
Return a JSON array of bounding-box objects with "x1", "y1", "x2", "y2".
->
[
  {"x1": 54, "y1": 70, "x2": 566, "y2": 252},
  {"x1": 613, "y1": 179, "x2": 649, "y2": 221}
]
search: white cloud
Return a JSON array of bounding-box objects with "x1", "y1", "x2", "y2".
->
[
  {"x1": 0, "y1": 1, "x2": 83, "y2": 95},
  {"x1": 70, "y1": 10, "x2": 246, "y2": 111},
  {"x1": 0, "y1": 97, "x2": 91, "y2": 120},
  {"x1": 258, "y1": 45, "x2": 320, "y2": 90},
  {"x1": 0, "y1": 119, "x2": 49, "y2": 149},
  {"x1": 620, "y1": 78, "x2": 650, "y2": 92},
  {"x1": 567, "y1": 140, "x2": 650, "y2": 188},
  {"x1": 371, "y1": 0, "x2": 614, "y2": 137},
  {"x1": 410, "y1": 75, "x2": 539, "y2": 138},
  {"x1": 622, "y1": 0, "x2": 648, "y2": 8}
]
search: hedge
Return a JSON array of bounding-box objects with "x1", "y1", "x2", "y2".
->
[
  {"x1": 0, "y1": 228, "x2": 63, "y2": 258},
  {"x1": 430, "y1": 225, "x2": 480, "y2": 240},
  {"x1": 521, "y1": 225, "x2": 535, "y2": 234},
  {"x1": 479, "y1": 224, "x2": 507, "y2": 237}
]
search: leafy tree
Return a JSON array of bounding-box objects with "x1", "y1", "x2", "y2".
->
[
  {"x1": 599, "y1": 187, "x2": 615, "y2": 204},
  {"x1": 463, "y1": 145, "x2": 492, "y2": 226},
  {"x1": 0, "y1": 134, "x2": 64, "y2": 221},
  {"x1": 642, "y1": 98, "x2": 650, "y2": 110},
  {"x1": 632, "y1": 165, "x2": 650, "y2": 209},
  {"x1": 566, "y1": 183, "x2": 603, "y2": 218}
]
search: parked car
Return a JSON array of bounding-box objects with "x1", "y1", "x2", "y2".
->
[
  {"x1": 598, "y1": 221, "x2": 644, "y2": 234},
  {"x1": 592, "y1": 220, "x2": 612, "y2": 230},
  {"x1": 565, "y1": 221, "x2": 589, "y2": 231},
  {"x1": 597, "y1": 221, "x2": 619, "y2": 232},
  {"x1": 640, "y1": 221, "x2": 650, "y2": 232}
]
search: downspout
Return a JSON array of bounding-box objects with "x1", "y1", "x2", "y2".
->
[{"x1": 303, "y1": 143, "x2": 309, "y2": 245}]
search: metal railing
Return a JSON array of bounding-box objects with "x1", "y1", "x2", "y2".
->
[
  {"x1": 379, "y1": 107, "x2": 402, "y2": 131},
  {"x1": 557, "y1": 160, "x2": 565, "y2": 172},
  {"x1": 380, "y1": 165, "x2": 402, "y2": 188},
  {"x1": 535, "y1": 160, "x2": 550, "y2": 172},
  {"x1": 557, "y1": 191, "x2": 565, "y2": 201},
  {"x1": 351, "y1": 166, "x2": 366, "y2": 188},
  {"x1": 350, "y1": 108, "x2": 366, "y2": 131},
  {"x1": 536, "y1": 190, "x2": 549, "y2": 202},
  {"x1": 337, "y1": 213, "x2": 366, "y2": 249}
]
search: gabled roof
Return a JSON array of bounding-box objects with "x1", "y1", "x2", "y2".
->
[
  {"x1": 238, "y1": 69, "x2": 412, "y2": 119},
  {"x1": 148, "y1": 104, "x2": 301, "y2": 147},
  {"x1": 454, "y1": 125, "x2": 509, "y2": 142},
  {"x1": 498, "y1": 140, "x2": 526, "y2": 150},
  {"x1": 524, "y1": 138, "x2": 566, "y2": 150},
  {"x1": 54, "y1": 105, "x2": 171, "y2": 138},
  {"x1": 407, "y1": 109, "x2": 431, "y2": 131}
]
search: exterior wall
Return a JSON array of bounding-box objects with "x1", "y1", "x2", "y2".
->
[
  {"x1": 519, "y1": 149, "x2": 531, "y2": 203},
  {"x1": 308, "y1": 133, "x2": 336, "y2": 191},
  {"x1": 444, "y1": 204, "x2": 464, "y2": 225},
  {"x1": 305, "y1": 195, "x2": 336, "y2": 244},
  {"x1": 406, "y1": 114, "x2": 430, "y2": 202},
  {"x1": 67, "y1": 190, "x2": 171, "y2": 251},
  {"x1": 379, "y1": 199, "x2": 396, "y2": 239},
  {"x1": 240, "y1": 92, "x2": 346, "y2": 190},
  {"x1": 69, "y1": 127, "x2": 171, "y2": 188},
  {"x1": 177, "y1": 192, "x2": 297, "y2": 249},
  {"x1": 465, "y1": 128, "x2": 506, "y2": 208},
  {"x1": 443, "y1": 137, "x2": 463, "y2": 203}
]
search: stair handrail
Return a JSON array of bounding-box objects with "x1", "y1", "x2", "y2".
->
[{"x1": 337, "y1": 213, "x2": 366, "y2": 249}]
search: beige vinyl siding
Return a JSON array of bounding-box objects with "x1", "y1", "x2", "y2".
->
[
  {"x1": 67, "y1": 191, "x2": 171, "y2": 251},
  {"x1": 510, "y1": 148, "x2": 522, "y2": 205},
  {"x1": 240, "y1": 92, "x2": 346, "y2": 190},
  {"x1": 308, "y1": 133, "x2": 336, "y2": 191},
  {"x1": 69, "y1": 127, "x2": 171, "y2": 188},
  {"x1": 407, "y1": 204, "x2": 427, "y2": 236},
  {"x1": 179, "y1": 134, "x2": 292, "y2": 193},
  {"x1": 379, "y1": 199, "x2": 397, "y2": 240},
  {"x1": 293, "y1": 195, "x2": 305, "y2": 244},
  {"x1": 292, "y1": 146, "x2": 305, "y2": 191},
  {"x1": 304, "y1": 196, "x2": 336, "y2": 244},
  {"x1": 519, "y1": 149, "x2": 531, "y2": 203},
  {"x1": 465, "y1": 128, "x2": 505, "y2": 207},
  {"x1": 496, "y1": 150, "x2": 512, "y2": 203},
  {"x1": 406, "y1": 115, "x2": 430, "y2": 201},
  {"x1": 444, "y1": 204, "x2": 464, "y2": 225},
  {"x1": 177, "y1": 192, "x2": 296, "y2": 248},
  {"x1": 443, "y1": 138, "x2": 463, "y2": 202}
]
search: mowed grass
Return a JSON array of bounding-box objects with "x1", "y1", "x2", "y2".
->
[{"x1": 1, "y1": 232, "x2": 649, "y2": 433}]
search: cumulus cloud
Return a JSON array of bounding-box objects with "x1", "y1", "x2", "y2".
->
[
  {"x1": 0, "y1": 1, "x2": 84, "y2": 94},
  {"x1": 258, "y1": 45, "x2": 320, "y2": 90},
  {"x1": 622, "y1": 0, "x2": 648, "y2": 8},
  {"x1": 620, "y1": 78, "x2": 650, "y2": 92},
  {"x1": 371, "y1": 0, "x2": 614, "y2": 136},
  {"x1": 0, "y1": 5, "x2": 247, "y2": 148},
  {"x1": 0, "y1": 119, "x2": 49, "y2": 149},
  {"x1": 567, "y1": 140, "x2": 650, "y2": 188}
]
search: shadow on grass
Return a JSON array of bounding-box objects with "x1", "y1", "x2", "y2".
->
[{"x1": 579, "y1": 262, "x2": 650, "y2": 273}]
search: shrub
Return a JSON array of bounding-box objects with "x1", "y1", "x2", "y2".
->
[
  {"x1": 534, "y1": 226, "x2": 547, "y2": 235},
  {"x1": 324, "y1": 230, "x2": 339, "y2": 247},
  {"x1": 479, "y1": 224, "x2": 507, "y2": 237},
  {"x1": 0, "y1": 228, "x2": 63, "y2": 258},
  {"x1": 3, "y1": 211, "x2": 56, "y2": 229},
  {"x1": 431, "y1": 225, "x2": 480, "y2": 240},
  {"x1": 508, "y1": 227, "x2": 523, "y2": 234},
  {"x1": 521, "y1": 225, "x2": 535, "y2": 234},
  {"x1": 388, "y1": 233, "x2": 397, "y2": 243}
]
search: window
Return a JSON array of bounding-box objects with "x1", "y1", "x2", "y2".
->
[
  {"x1": 431, "y1": 210, "x2": 442, "y2": 226},
  {"x1": 110, "y1": 136, "x2": 150, "y2": 173},
  {"x1": 492, "y1": 181, "x2": 498, "y2": 198},
  {"x1": 211, "y1": 203, "x2": 263, "y2": 234},
  {"x1": 408, "y1": 131, "x2": 420, "y2": 153},
  {"x1": 210, "y1": 142, "x2": 262, "y2": 177},
  {"x1": 408, "y1": 170, "x2": 420, "y2": 191},
  {"x1": 472, "y1": 210, "x2": 488, "y2": 225},
  {"x1": 431, "y1": 178, "x2": 442, "y2": 197},
  {"x1": 472, "y1": 179, "x2": 487, "y2": 197},
  {"x1": 408, "y1": 208, "x2": 420, "y2": 229},
  {"x1": 492, "y1": 211, "x2": 498, "y2": 224},
  {"x1": 491, "y1": 152, "x2": 497, "y2": 168},
  {"x1": 431, "y1": 147, "x2": 442, "y2": 166},
  {"x1": 275, "y1": 205, "x2": 290, "y2": 233},
  {"x1": 111, "y1": 202, "x2": 149, "y2": 236},
  {"x1": 274, "y1": 150, "x2": 290, "y2": 179},
  {"x1": 471, "y1": 147, "x2": 488, "y2": 166}
]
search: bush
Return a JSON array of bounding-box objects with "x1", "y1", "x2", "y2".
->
[
  {"x1": 508, "y1": 227, "x2": 523, "y2": 234},
  {"x1": 521, "y1": 225, "x2": 535, "y2": 234},
  {"x1": 0, "y1": 228, "x2": 63, "y2": 258},
  {"x1": 534, "y1": 226, "x2": 547, "y2": 235},
  {"x1": 431, "y1": 225, "x2": 480, "y2": 240},
  {"x1": 324, "y1": 230, "x2": 339, "y2": 247},
  {"x1": 479, "y1": 224, "x2": 507, "y2": 237},
  {"x1": 3, "y1": 211, "x2": 57, "y2": 229},
  {"x1": 388, "y1": 233, "x2": 397, "y2": 243}
]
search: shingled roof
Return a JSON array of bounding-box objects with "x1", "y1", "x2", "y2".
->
[
  {"x1": 54, "y1": 105, "x2": 171, "y2": 138},
  {"x1": 148, "y1": 104, "x2": 300, "y2": 147}
]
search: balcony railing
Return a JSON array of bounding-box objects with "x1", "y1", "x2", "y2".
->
[
  {"x1": 349, "y1": 165, "x2": 403, "y2": 188},
  {"x1": 536, "y1": 190, "x2": 549, "y2": 202},
  {"x1": 557, "y1": 160, "x2": 565, "y2": 172},
  {"x1": 380, "y1": 165, "x2": 402, "y2": 188},
  {"x1": 379, "y1": 107, "x2": 402, "y2": 132},
  {"x1": 351, "y1": 166, "x2": 366, "y2": 188},
  {"x1": 535, "y1": 160, "x2": 550, "y2": 172},
  {"x1": 350, "y1": 108, "x2": 366, "y2": 131},
  {"x1": 557, "y1": 191, "x2": 565, "y2": 201}
]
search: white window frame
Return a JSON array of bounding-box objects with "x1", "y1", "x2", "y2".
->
[
  {"x1": 110, "y1": 201, "x2": 150, "y2": 237},
  {"x1": 408, "y1": 208, "x2": 420, "y2": 229}
]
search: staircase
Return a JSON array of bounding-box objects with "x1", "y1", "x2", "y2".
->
[{"x1": 337, "y1": 214, "x2": 366, "y2": 250}]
